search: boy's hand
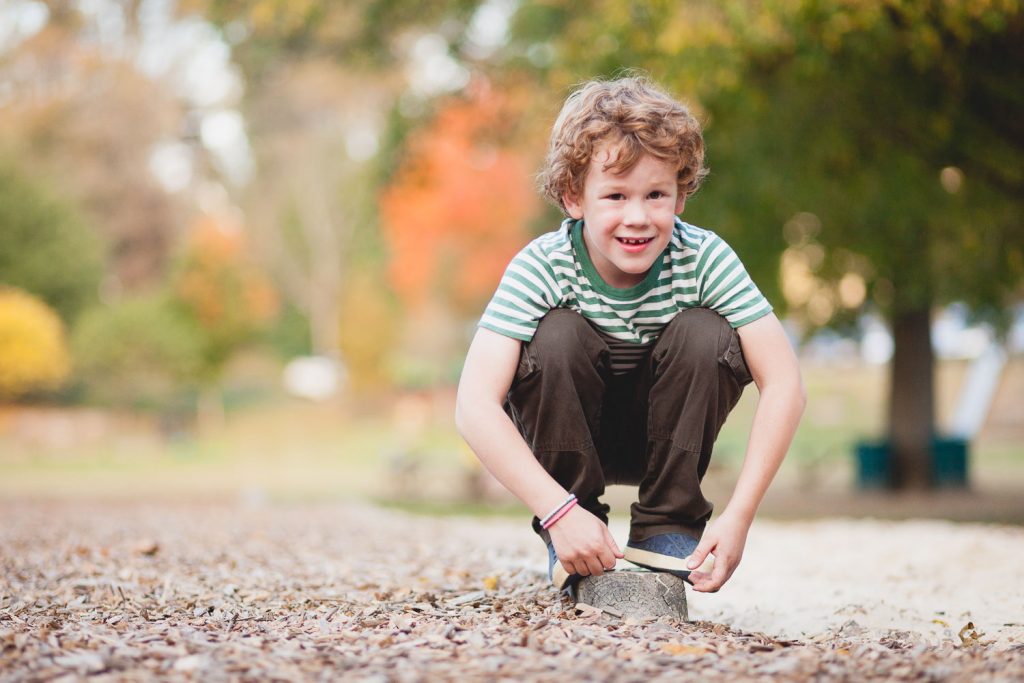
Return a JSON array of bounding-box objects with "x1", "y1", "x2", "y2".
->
[
  {"x1": 686, "y1": 510, "x2": 751, "y2": 592},
  {"x1": 548, "y1": 506, "x2": 624, "y2": 577}
]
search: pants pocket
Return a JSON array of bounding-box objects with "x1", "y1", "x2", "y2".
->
[{"x1": 721, "y1": 330, "x2": 753, "y2": 387}]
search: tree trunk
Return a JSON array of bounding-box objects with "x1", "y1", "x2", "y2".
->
[
  {"x1": 887, "y1": 306, "x2": 935, "y2": 489},
  {"x1": 308, "y1": 278, "x2": 340, "y2": 357}
]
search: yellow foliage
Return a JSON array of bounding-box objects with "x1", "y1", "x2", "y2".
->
[{"x1": 0, "y1": 289, "x2": 71, "y2": 399}]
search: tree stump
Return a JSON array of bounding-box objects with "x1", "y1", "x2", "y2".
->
[{"x1": 575, "y1": 569, "x2": 688, "y2": 620}]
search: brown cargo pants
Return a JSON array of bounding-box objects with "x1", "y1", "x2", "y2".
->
[{"x1": 505, "y1": 307, "x2": 753, "y2": 545}]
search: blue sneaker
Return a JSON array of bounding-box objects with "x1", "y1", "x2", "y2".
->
[
  {"x1": 546, "y1": 542, "x2": 579, "y2": 591},
  {"x1": 623, "y1": 533, "x2": 714, "y2": 583}
]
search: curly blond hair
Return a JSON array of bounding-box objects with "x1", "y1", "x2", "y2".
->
[{"x1": 538, "y1": 76, "x2": 708, "y2": 214}]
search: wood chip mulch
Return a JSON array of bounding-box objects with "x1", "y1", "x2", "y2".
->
[{"x1": 1, "y1": 501, "x2": 1021, "y2": 682}]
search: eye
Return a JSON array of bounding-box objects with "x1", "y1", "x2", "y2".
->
[
  {"x1": 605, "y1": 193, "x2": 625, "y2": 200},
  {"x1": 648, "y1": 190, "x2": 666, "y2": 199}
]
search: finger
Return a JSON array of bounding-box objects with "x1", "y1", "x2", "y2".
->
[
  {"x1": 596, "y1": 547, "x2": 617, "y2": 571},
  {"x1": 710, "y1": 555, "x2": 732, "y2": 587},
  {"x1": 692, "y1": 555, "x2": 731, "y2": 592},
  {"x1": 687, "y1": 539, "x2": 714, "y2": 570},
  {"x1": 583, "y1": 555, "x2": 605, "y2": 577},
  {"x1": 687, "y1": 571, "x2": 716, "y2": 592},
  {"x1": 603, "y1": 527, "x2": 624, "y2": 558}
]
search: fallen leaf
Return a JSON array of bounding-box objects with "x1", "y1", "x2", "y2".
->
[
  {"x1": 173, "y1": 655, "x2": 206, "y2": 672},
  {"x1": 54, "y1": 652, "x2": 106, "y2": 674},
  {"x1": 662, "y1": 643, "x2": 709, "y2": 656},
  {"x1": 132, "y1": 539, "x2": 159, "y2": 556},
  {"x1": 391, "y1": 614, "x2": 415, "y2": 632},
  {"x1": 958, "y1": 621, "x2": 983, "y2": 648}
]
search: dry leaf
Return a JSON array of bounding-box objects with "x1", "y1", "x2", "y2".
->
[
  {"x1": 573, "y1": 603, "x2": 603, "y2": 619},
  {"x1": 958, "y1": 622, "x2": 983, "y2": 647},
  {"x1": 132, "y1": 539, "x2": 159, "y2": 556},
  {"x1": 662, "y1": 643, "x2": 709, "y2": 656}
]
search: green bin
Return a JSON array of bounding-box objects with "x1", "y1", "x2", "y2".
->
[
  {"x1": 932, "y1": 437, "x2": 968, "y2": 488},
  {"x1": 855, "y1": 441, "x2": 890, "y2": 489},
  {"x1": 854, "y1": 437, "x2": 968, "y2": 489}
]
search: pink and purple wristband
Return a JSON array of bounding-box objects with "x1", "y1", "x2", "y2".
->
[{"x1": 540, "y1": 493, "x2": 578, "y2": 530}]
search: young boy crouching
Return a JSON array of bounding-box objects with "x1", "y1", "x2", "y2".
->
[{"x1": 456, "y1": 76, "x2": 805, "y2": 594}]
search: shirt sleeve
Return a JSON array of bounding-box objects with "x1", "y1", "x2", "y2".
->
[
  {"x1": 694, "y1": 232, "x2": 773, "y2": 328},
  {"x1": 478, "y1": 241, "x2": 563, "y2": 342}
]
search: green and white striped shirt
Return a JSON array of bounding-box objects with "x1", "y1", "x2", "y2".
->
[{"x1": 479, "y1": 218, "x2": 772, "y2": 374}]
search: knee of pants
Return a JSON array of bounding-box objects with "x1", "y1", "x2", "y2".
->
[
  {"x1": 529, "y1": 309, "x2": 606, "y2": 372},
  {"x1": 653, "y1": 308, "x2": 732, "y2": 374}
]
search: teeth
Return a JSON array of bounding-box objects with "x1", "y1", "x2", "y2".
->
[{"x1": 620, "y1": 237, "x2": 651, "y2": 245}]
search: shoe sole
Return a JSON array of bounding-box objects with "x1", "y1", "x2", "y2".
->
[
  {"x1": 623, "y1": 546, "x2": 714, "y2": 582},
  {"x1": 551, "y1": 562, "x2": 572, "y2": 590}
]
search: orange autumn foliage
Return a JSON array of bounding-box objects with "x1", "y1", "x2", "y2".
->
[
  {"x1": 380, "y1": 86, "x2": 540, "y2": 316},
  {"x1": 174, "y1": 214, "x2": 278, "y2": 376},
  {"x1": 177, "y1": 215, "x2": 278, "y2": 328}
]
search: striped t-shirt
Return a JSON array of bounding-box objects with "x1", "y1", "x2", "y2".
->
[{"x1": 479, "y1": 218, "x2": 773, "y2": 374}]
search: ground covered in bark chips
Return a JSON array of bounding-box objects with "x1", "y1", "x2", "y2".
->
[{"x1": 2, "y1": 501, "x2": 1023, "y2": 681}]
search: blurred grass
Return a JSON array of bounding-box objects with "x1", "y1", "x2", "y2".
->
[{"x1": 1, "y1": 358, "x2": 1021, "y2": 505}]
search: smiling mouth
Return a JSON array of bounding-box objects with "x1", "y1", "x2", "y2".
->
[{"x1": 616, "y1": 237, "x2": 654, "y2": 246}]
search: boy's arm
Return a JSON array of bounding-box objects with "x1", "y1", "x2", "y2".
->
[
  {"x1": 687, "y1": 312, "x2": 806, "y2": 592},
  {"x1": 455, "y1": 327, "x2": 623, "y2": 577}
]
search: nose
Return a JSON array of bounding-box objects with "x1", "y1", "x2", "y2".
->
[{"x1": 622, "y1": 199, "x2": 649, "y2": 227}]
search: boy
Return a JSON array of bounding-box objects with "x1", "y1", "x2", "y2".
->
[{"x1": 455, "y1": 76, "x2": 805, "y2": 594}]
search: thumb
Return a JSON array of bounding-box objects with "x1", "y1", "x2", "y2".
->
[
  {"x1": 604, "y1": 526, "x2": 624, "y2": 558},
  {"x1": 687, "y1": 537, "x2": 714, "y2": 570}
]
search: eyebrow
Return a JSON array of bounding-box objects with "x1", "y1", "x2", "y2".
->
[{"x1": 594, "y1": 179, "x2": 674, "y2": 192}]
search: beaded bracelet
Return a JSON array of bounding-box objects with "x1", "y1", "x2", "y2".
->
[
  {"x1": 540, "y1": 493, "x2": 578, "y2": 529},
  {"x1": 542, "y1": 498, "x2": 578, "y2": 530}
]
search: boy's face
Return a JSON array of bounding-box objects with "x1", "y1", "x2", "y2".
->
[{"x1": 564, "y1": 145, "x2": 684, "y2": 289}]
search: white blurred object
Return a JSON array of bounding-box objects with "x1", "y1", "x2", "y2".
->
[
  {"x1": 1009, "y1": 305, "x2": 1024, "y2": 353},
  {"x1": 860, "y1": 315, "x2": 893, "y2": 365},
  {"x1": 933, "y1": 304, "x2": 993, "y2": 360},
  {"x1": 949, "y1": 343, "x2": 1007, "y2": 439},
  {"x1": 283, "y1": 356, "x2": 345, "y2": 401}
]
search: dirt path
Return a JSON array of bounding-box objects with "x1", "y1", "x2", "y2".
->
[{"x1": 1, "y1": 501, "x2": 1022, "y2": 681}]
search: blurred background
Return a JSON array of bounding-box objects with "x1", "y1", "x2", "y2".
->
[{"x1": 1, "y1": 0, "x2": 1021, "y2": 519}]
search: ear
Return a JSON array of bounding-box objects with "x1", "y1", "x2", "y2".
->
[
  {"x1": 675, "y1": 194, "x2": 686, "y2": 214},
  {"x1": 563, "y1": 192, "x2": 584, "y2": 220}
]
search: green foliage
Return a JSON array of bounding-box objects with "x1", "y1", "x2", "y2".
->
[
  {"x1": 71, "y1": 295, "x2": 204, "y2": 410},
  {"x1": 189, "y1": 0, "x2": 480, "y2": 78},
  {"x1": 262, "y1": 303, "x2": 313, "y2": 359},
  {"x1": 0, "y1": 288, "x2": 71, "y2": 400},
  {"x1": 716, "y1": 0, "x2": 1024, "y2": 321},
  {"x1": 0, "y1": 159, "x2": 103, "y2": 323}
]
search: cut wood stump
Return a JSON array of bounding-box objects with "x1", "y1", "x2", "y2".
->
[{"x1": 575, "y1": 569, "x2": 687, "y2": 620}]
